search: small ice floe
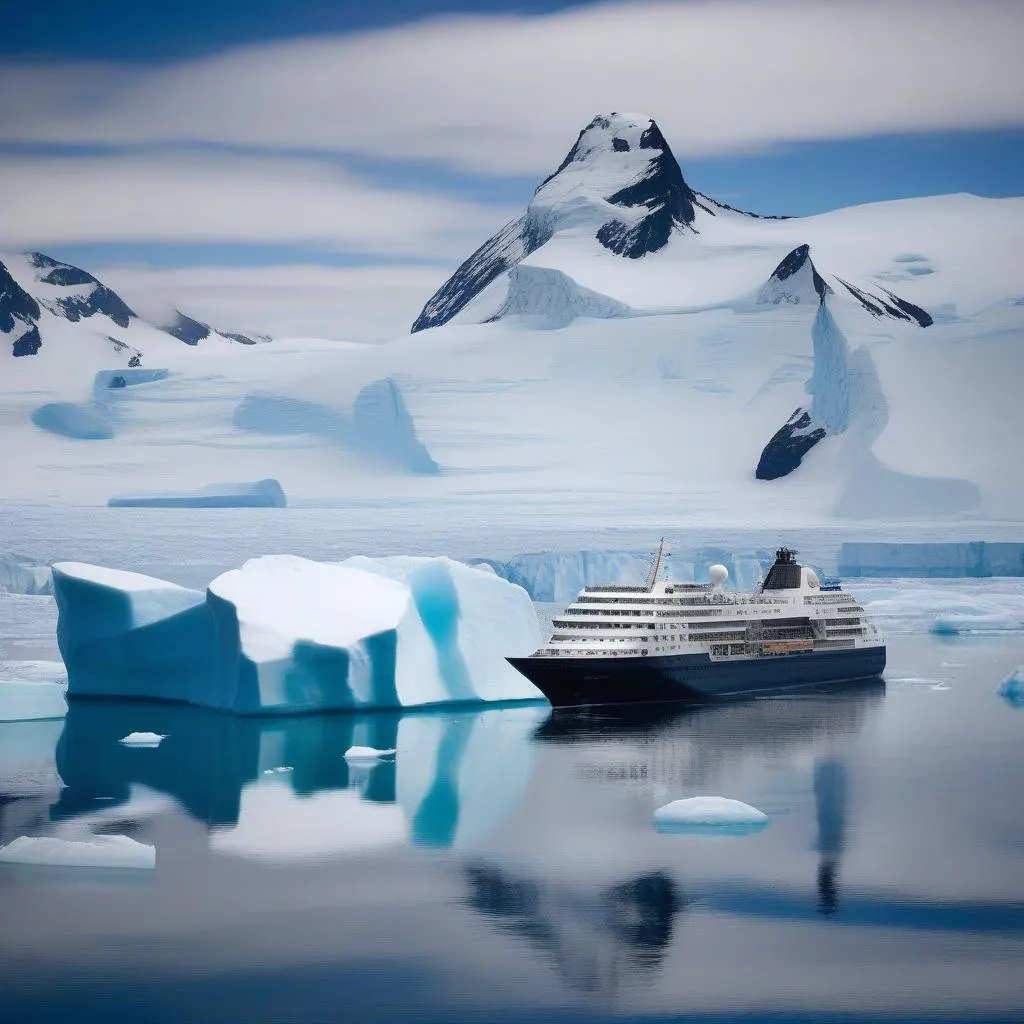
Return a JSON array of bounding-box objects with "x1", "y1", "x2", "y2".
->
[
  {"x1": 118, "y1": 732, "x2": 166, "y2": 748},
  {"x1": 931, "y1": 683, "x2": 952, "y2": 691},
  {"x1": 0, "y1": 835, "x2": 155, "y2": 870},
  {"x1": 654, "y1": 796, "x2": 769, "y2": 836},
  {"x1": 0, "y1": 680, "x2": 67, "y2": 722},
  {"x1": 263, "y1": 766, "x2": 294, "y2": 775},
  {"x1": 998, "y1": 667, "x2": 1024, "y2": 709},
  {"x1": 343, "y1": 746, "x2": 397, "y2": 762}
]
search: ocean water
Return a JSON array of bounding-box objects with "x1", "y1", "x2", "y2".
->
[
  {"x1": 1, "y1": 595, "x2": 1023, "y2": 1020},
  {"x1": 1, "y1": 507, "x2": 1023, "y2": 1022}
]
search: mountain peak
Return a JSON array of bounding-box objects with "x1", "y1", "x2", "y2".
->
[{"x1": 411, "y1": 112, "x2": 701, "y2": 332}]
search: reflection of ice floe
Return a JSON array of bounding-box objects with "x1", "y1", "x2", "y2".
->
[
  {"x1": 653, "y1": 796, "x2": 769, "y2": 836},
  {"x1": 344, "y1": 746, "x2": 396, "y2": 761},
  {"x1": 0, "y1": 834, "x2": 155, "y2": 870},
  {"x1": 0, "y1": 719, "x2": 64, "y2": 800}
]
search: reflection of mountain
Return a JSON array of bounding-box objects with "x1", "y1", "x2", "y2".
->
[
  {"x1": 456, "y1": 682, "x2": 886, "y2": 981},
  {"x1": 465, "y1": 864, "x2": 683, "y2": 1000},
  {"x1": 52, "y1": 701, "x2": 544, "y2": 855}
]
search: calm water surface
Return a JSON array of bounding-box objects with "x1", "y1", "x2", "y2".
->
[{"x1": 1, "y1": 599, "x2": 1023, "y2": 1022}]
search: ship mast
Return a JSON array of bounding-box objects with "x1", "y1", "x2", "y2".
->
[{"x1": 646, "y1": 537, "x2": 666, "y2": 592}]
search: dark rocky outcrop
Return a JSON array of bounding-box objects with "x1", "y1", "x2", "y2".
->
[
  {"x1": 755, "y1": 407, "x2": 827, "y2": 480},
  {"x1": 837, "y1": 278, "x2": 932, "y2": 328}
]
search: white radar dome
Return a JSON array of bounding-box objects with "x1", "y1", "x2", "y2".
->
[
  {"x1": 708, "y1": 564, "x2": 729, "y2": 587},
  {"x1": 803, "y1": 567, "x2": 820, "y2": 589}
]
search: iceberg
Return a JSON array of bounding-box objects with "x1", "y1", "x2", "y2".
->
[
  {"x1": 0, "y1": 834, "x2": 155, "y2": 870},
  {"x1": 118, "y1": 732, "x2": 166, "y2": 747},
  {"x1": 653, "y1": 796, "x2": 769, "y2": 836},
  {"x1": 107, "y1": 478, "x2": 287, "y2": 508},
  {"x1": 54, "y1": 554, "x2": 543, "y2": 714},
  {"x1": 931, "y1": 613, "x2": 1022, "y2": 635},
  {"x1": 0, "y1": 553, "x2": 52, "y2": 595},
  {"x1": 0, "y1": 680, "x2": 67, "y2": 722},
  {"x1": 998, "y1": 668, "x2": 1024, "y2": 708}
]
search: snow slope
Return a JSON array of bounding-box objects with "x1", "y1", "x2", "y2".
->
[{"x1": 1, "y1": 114, "x2": 1022, "y2": 526}]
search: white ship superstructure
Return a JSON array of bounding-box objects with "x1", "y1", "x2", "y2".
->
[
  {"x1": 508, "y1": 545, "x2": 886, "y2": 706},
  {"x1": 535, "y1": 547, "x2": 882, "y2": 663}
]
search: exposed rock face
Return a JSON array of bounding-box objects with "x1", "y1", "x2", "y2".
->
[
  {"x1": 757, "y1": 244, "x2": 831, "y2": 305},
  {"x1": 1, "y1": 250, "x2": 273, "y2": 361},
  {"x1": 412, "y1": 113, "x2": 706, "y2": 333},
  {"x1": 756, "y1": 407, "x2": 828, "y2": 480},
  {"x1": 837, "y1": 278, "x2": 933, "y2": 327}
]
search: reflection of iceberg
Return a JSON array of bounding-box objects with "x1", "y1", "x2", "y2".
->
[{"x1": 53, "y1": 700, "x2": 545, "y2": 860}]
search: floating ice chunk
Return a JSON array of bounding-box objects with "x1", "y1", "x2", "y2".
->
[
  {"x1": 0, "y1": 680, "x2": 67, "y2": 722},
  {"x1": 0, "y1": 834, "x2": 155, "y2": 870},
  {"x1": 344, "y1": 745, "x2": 396, "y2": 762},
  {"x1": 118, "y1": 732, "x2": 166, "y2": 747},
  {"x1": 998, "y1": 667, "x2": 1024, "y2": 708},
  {"x1": 654, "y1": 796, "x2": 769, "y2": 836},
  {"x1": 931, "y1": 612, "x2": 1022, "y2": 635},
  {"x1": 108, "y1": 478, "x2": 286, "y2": 508}
]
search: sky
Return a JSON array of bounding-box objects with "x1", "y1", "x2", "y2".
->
[{"x1": 2, "y1": 0, "x2": 1023, "y2": 339}]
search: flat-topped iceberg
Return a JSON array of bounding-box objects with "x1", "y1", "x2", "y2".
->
[
  {"x1": 53, "y1": 554, "x2": 543, "y2": 714},
  {"x1": 0, "y1": 680, "x2": 67, "y2": 722},
  {"x1": 0, "y1": 834, "x2": 155, "y2": 870},
  {"x1": 108, "y1": 478, "x2": 286, "y2": 508}
]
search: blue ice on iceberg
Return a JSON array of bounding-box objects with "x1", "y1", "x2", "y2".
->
[
  {"x1": 108, "y1": 478, "x2": 287, "y2": 508},
  {"x1": 53, "y1": 555, "x2": 543, "y2": 715}
]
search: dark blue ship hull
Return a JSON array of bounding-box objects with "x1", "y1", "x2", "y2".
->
[{"x1": 507, "y1": 645, "x2": 886, "y2": 708}]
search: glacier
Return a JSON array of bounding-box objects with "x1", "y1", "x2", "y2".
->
[
  {"x1": 0, "y1": 113, "x2": 1021, "y2": 527},
  {"x1": 53, "y1": 555, "x2": 542, "y2": 714}
]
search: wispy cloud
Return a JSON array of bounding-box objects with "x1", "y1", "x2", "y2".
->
[
  {"x1": 98, "y1": 263, "x2": 449, "y2": 341},
  {"x1": 0, "y1": 150, "x2": 514, "y2": 255},
  {"x1": 1, "y1": 0, "x2": 1021, "y2": 174}
]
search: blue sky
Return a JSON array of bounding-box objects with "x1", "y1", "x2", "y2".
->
[{"x1": 2, "y1": 0, "x2": 1022, "y2": 279}]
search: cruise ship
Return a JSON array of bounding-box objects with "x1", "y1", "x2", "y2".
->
[{"x1": 507, "y1": 544, "x2": 885, "y2": 707}]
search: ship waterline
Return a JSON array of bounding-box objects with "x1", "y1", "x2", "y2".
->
[{"x1": 508, "y1": 545, "x2": 886, "y2": 707}]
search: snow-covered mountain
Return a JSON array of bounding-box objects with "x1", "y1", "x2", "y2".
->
[
  {"x1": 1, "y1": 112, "x2": 1022, "y2": 527},
  {"x1": 0, "y1": 250, "x2": 267, "y2": 366},
  {"x1": 412, "y1": 113, "x2": 931, "y2": 333}
]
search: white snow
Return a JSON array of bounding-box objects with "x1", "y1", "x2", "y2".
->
[
  {"x1": 0, "y1": 834, "x2": 155, "y2": 870},
  {"x1": 118, "y1": 732, "x2": 166, "y2": 747},
  {"x1": 654, "y1": 796, "x2": 769, "y2": 834},
  {"x1": 55, "y1": 554, "x2": 542, "y2": 713},
  {"x1": 343, "y1": 746, "x2": 396, "y2": 761},
  {"x1": 0, "y1": 680, "x2": 67, "y2": 722},
  {"x1": 0, "y1": 119, "x2": 1022, "y2": 526}
]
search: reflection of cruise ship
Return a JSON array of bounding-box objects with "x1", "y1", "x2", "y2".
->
[{"x1": 508, "y1": 544, "x2": 885, "y2": 707}]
